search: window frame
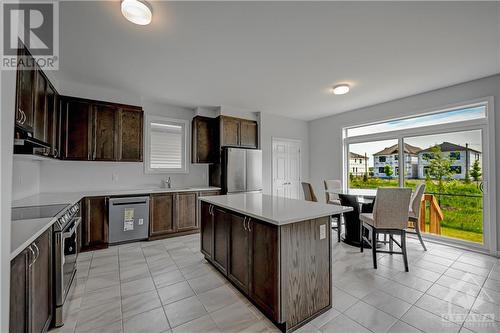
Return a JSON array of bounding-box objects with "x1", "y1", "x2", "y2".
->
[{"x1": 144, "y1": 115, "x2": 190, "y2": 174}]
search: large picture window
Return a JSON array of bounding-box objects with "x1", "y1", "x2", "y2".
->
[
  {"x1": 343, "y1": 101, "x2": 493, "y2": 251},
  {"x1": 145, "y1": 116, "x2": 189, "y2": 174}
]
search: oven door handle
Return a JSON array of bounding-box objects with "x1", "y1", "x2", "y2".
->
[{"x1": 62, "y1": 217, "x2": 81, "y2": 239}]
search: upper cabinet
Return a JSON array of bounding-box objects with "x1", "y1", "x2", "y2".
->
[
  {"x1": 192, "y1": 116, "x2": 216, "y2": 163},
  {"x1": 117, "y1": 108, "x2": 143, "y2": 162},
  {"x1": 192, "y1": 115, "x2": 259, "y2": 164},
  {"x1": 60, "y1": 96, "x2": 143, "y2": 162},
  {"x1": 218, "y1": 116, "x2": 258, "y2": 149},
  {"x1": 15, "y1": 47, "x2": 35, "y2": 132},
  {"x1": 33, "y1": 68, "x2": 48, "y2": 142}
]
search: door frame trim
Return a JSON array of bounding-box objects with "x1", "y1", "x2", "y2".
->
[{"x1": 271, "y1": 137, "x2": 302, "y2": 199}]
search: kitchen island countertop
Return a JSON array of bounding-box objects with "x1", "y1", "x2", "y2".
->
[{"x1": 199, "y1": 192, "x2": 352, "y2": 225}]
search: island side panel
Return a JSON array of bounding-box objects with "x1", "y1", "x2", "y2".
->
[{"x1": 280, "y1": 216, "x2": 331, "y2": 330}]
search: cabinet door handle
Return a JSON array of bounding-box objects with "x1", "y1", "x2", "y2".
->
[
  {"x1": 247, "y1": 218, "x2": 252, "y2": 232},
  {"x1": 243, "y1": 217, "x2": 247, "y2": 231},
  {"x1": 28, "y1": 245, "x2": 35, "y2": 267},
  {"x1": 33, "y1": 243, "x2": 40, "y2": 263}
]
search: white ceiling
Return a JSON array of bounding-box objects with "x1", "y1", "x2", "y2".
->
[{"x1": 57, "y1": 1, "x2": 500, "y2": 121}]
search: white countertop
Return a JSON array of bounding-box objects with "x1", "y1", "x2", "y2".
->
[
  {"x1": 11, "y1": 186, "x2": 220, "y2": 259},
  {"x1": 199, "y1": 193, "x2": 353, "y2": 225},
  {"x1": 11, "y1": 217, "x2": 56, "y2": 260},
  {"x1": 12, "y1": 186, "x2": 221, "y2": 207}
]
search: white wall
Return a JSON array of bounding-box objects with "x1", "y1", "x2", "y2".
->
[
  {"x1": 12, "y1": 159, "x2": 40, "y2": 201},
  {"x1": 259, "y1": 112, "x2": 310, "y2": 195},
  {"x1": 1, "y1": 70, "x2": 16, "y2": 332},
  {"x1": 309, "y1": 74, "x2": 500, "y2": 253}
]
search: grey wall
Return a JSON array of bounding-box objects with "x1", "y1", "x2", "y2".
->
[
  {"x1": 259, "y1": 112, "x2": 310, "y2": 195},
  {"x1": 309, "y1": 74, "x2": 500, "y2": 253}
]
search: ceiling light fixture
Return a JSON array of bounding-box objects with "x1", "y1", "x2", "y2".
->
[
  {"x1": 121, "y1": 0, "x2": 152, "y2": 25},
  {"x1": 331, "y1": 84, "x2": 350, "y2": 95}
]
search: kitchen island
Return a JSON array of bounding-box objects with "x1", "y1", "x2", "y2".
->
[{"x1": 199, "y1": 193, "x2": 352, "y2": 332}]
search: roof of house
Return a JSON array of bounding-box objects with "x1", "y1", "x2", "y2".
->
[
  {"x1": 373, "y1": 143, "x2": 422, "y2": 156},
  {"x1": 349, "y1": 152, "x2": 367, "y2": 159},
  {"x1": 419, "y1": 142, "x2": 481, "y2": 154}
]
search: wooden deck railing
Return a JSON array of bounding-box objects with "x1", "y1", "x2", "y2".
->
[{"x1": 418, "y1": 194, "x2": 444, "y2": 235}]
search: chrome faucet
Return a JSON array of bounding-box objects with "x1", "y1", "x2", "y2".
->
[{"x1": 162, "y1": 176, "x2": 172, "y2": 189}]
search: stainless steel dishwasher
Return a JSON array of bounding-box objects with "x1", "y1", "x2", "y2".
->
[{"x1": 108, "y1": 196, "x2": 150, "y2": 244}]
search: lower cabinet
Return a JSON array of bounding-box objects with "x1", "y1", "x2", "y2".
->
[
  {"x1": 201, "y1": 205, "x2": 279, "y2": 322},
  {"x1": 82, "y1": 197, "x2": 108, "y2": 250},
  {"x1": 10, "y1": 228, "x2": 53, "y2": 333},
  {"x1": 150, "y1": 193, "x2": 176, "y2": 237},
  {"x1": 176, "y1": 192, "x2": 198, "y2": 232}
]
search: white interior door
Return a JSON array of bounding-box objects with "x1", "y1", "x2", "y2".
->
[{"x1": 272, "y1": 138, "x2": 301, "y2": 199}]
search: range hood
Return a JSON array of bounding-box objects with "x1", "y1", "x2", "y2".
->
[{"x1": 14, "y1": 128, "x2": 51, "y2": 155}]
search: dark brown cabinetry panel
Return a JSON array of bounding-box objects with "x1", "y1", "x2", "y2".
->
[
  {"x1": 92, "y1": 104, "x2": 117, "y2": 161},
  {"x1": 33, "y1": 69, "x2": 48, "y2": 142},
  {"x1": 212, "y1": 207, "x2": 229, "y2": 274},
  {"x1": 192, "y1": 116, "x2": 216, "y2": 163},
  {"x1": 228, "y1": 213, "x2": 250, "y2": 293},
  {"x1": 15, "y1": 47, "x2": 35, "y2": 132},
  {"x1": 82, "y1": 197, "x2": 108, "y2": 250},
  {"x1": 45, "y1": 84, "x2": 57, "y2": 157},
  {"x1": 240, "y1": 119, "x2": 258, "y2": 148},
  {"x1": 117, "y1": 108, "x2": 143, "y2": 161},
  {"x1": 250, "y1": 219, "x2": 279, "y2": 321},
  {"x1": 10, "y1": 248, "x2": 28, "y2": 333},
  {"x1": 61, "y1": 97, "x2": 92, "y2": 160},
  {"x1": 150, "y1": 194, "x2": 176, "y2": 237},
  {"x1": 200, "y1": 202, "x2": 213, "y2": 259},
  {"x1": 9, "y1": 228, "x2": 53, "y2": 333},
  {"x1": 220, "y1": 116, "x2": 240, "y2": 147},
  {"x1": 176, "y1": 192, "x2": 198, "y2": 232},
  {"x1": 32, "y1": 229, "x2": 53, "y2": 333}
]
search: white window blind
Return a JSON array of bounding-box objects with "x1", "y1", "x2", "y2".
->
[{"x1": 146, "y1": 118, "x2": 188, "y2": 173}]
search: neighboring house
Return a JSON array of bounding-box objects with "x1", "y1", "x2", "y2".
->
[
  {"x1": 373, "y1": 143, "x2": 421, "y2": 178},
  {"x1": 349, "y1": 152, "x2": 368, "y2": 176},
  {"x1": 418, "y1": 142, "x2": 482, "y2": 180}
]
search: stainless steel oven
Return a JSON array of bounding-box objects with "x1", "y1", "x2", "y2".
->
[{"x1": 53, "y1": 203, "x2": 80, "y2": 327}]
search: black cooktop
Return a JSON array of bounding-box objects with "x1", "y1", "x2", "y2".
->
[{"x1": 11, "y1": 204, "x2": 70, "y2": 221}]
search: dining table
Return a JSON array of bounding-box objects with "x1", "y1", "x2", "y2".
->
[{"x1": 325, "y1": 188, "x2": 377, "y2": 247}]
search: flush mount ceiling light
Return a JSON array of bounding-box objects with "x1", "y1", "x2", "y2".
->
[
  {"x1": 121, "y1": 0, "x2": 152, "y2": 25},
  {"x1": 331, "y1": 84, "x2": 350, "y2": 95}
]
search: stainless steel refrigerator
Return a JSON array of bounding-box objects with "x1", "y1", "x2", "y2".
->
[{"x1": 221, "y1": 147, "x2": 262, "y2": 193}]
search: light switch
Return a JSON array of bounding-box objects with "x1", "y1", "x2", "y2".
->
[
  {"x1": 319, "y1": 224, "x2": 326, "y2": 240},
  {"x1": 138, "y1": 218, "x2": 144, "y2": 225}
]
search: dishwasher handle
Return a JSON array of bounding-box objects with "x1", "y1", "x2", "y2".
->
[{"x1": 109, "y1": 197, "x2": 150, "y2": 206}]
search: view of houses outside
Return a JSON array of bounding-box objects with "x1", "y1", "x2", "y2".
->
[{"x1": 348, "y1": 130, "x2": 483, "y2": 244}]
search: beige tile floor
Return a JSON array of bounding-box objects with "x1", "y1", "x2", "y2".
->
[{"x1": 51, "y1": 231, "x2": 500, "y2": 333}]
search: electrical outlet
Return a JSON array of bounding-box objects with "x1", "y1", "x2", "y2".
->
[
  {"x1": 112, "y1": 173, "x2": 119, "y2": 182},
  {"x1": 319, "y1": 224, "x2": 326, "y2": 240}
]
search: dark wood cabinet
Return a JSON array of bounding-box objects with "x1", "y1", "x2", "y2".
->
[
  {"x1": 176, "y1": 192, "x2": 198, "y2": 232},
  {"x1": 61, "y1": 97, "x2": 92, "y2": 160},
  {"x1": 9, "y1": 228, "x2": 53, "y2": 333},
  {"x1": 228, "y1": 212, "x2": 250, "y2": 293},
  {"x1": 31, "y1": 229, "x2": 53, "y2": 333},
  {"x1": 219, "y1": 116, "x2": 240, "y2": 147},
  {"x1": 212, "y1": 206, "x2": 229, "y2": 274},
  {"x1": 192, "y1": 116, "x2": 216, "y2": 163},
  {"x1": 117, "y1": 108, "x2": 143, "y2": 162},
  {"x1": 33, "y1": 69, "x2": 48, "y2": 142},
  {"x1": 200, "y1": 202, "x2": 213, "y2": 259},
  {"x1": 250, "y1": 219, "x2": 279, "y2": 321},
  {"x1": 45, "y1": 84, "x2": 60, "y2": 158},
  {"x1": 219, "y1": 116, "x2": 258, "y2": 148},
  {"x1": 60, "y1": 96, "x2": 143, "y2": 162},
  {"x1": 15, "y1": 47, "x2": 35, "y2": 132},
  {"x1": 240, "y1": 119, "x2": 258, "y2": 148},
  {"x1": 92, "y1": 104, "x2": 117, "y2": 161},
  {"x1": 82, "y1": 197, "x2": 108, "y2": 250},
  {"x1": 150, "y1": 193, "x2": 176, "y2": 237},
  {"x1": 10, "y1": 248, "x2": 28, "y2": 333}
]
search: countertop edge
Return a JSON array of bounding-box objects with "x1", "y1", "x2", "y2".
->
[
  {"x1": 10, "y1": 217, "x2": 55, "y2": 260},
  {"x1": 199, "y1": 196, "x2": 353, "y2": 225}
]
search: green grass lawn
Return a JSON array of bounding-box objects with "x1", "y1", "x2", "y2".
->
[{"x1": 349, "y1": 177, "x2": 484, "y2": 244}]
